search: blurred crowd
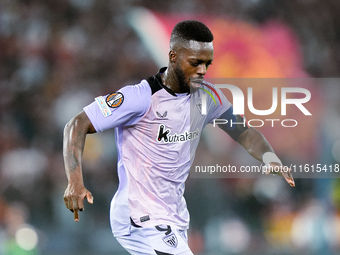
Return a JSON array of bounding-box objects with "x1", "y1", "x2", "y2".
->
[{"x1": 1, "y1": 0, "x2": 340, "y2": 254}]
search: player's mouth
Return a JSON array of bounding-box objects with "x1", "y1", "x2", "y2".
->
[{"x1": 190, "y1": 78, "x2": 204, "y2": 89}]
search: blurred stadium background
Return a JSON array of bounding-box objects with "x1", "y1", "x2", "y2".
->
[{"x1": 1, "y1": 0, "x2": 340, "y2": 254}]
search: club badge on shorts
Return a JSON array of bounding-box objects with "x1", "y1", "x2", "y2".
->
[
  {"x1": 106, "y1": 92, "x2": 124, "y2": 108},
  {"x1": 162, "y1": 233, "x2": 178, "y2": 248}
]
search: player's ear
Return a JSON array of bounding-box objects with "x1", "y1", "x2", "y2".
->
[{"x1": 169, "y1": 50, "x2": 177, "y2": 63}]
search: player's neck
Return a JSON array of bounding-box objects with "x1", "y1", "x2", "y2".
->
[{"x1": 161, "y1": 68, "x2": 182, "y2": 94}]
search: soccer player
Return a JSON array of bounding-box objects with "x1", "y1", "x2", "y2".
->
[{"x1": 63, "y1": 20, "x2": 295, "y2": 255}]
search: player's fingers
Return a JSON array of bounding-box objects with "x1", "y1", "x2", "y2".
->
[
  {"x1": 285, "y1": 176, "x2": 295, "y2": 187},
  {"x1": 264, "y1": 163, "x2": 272, "y2": 174},
  {"x1": 86, "y1": 191, "x2": 94, "y2": 204},
  {"x1": 63, "y1": 196, "x2": 70, "y2": 208},
  {"x1": 78, "y1": 195, "x2": 85, "y2": 212},
  {"x1": 66, "y1": 199, "x2": 74, "y2": 212},
  {"x1": 264, "y1": 164, "x2": 271, "y2": 175},
  {"x1": 74, "y1": 209, "x2": 79, "y2": 222},
  {"x1": 282, "y1": 168, "x2": 295, "y2": 187},
  {"x1": 265, "y1": 164, "x2": 280, "y2": 175},
  {"x1": 63, "y1": 193, "x2": 74, "y2": 209},
  {"x1": 71, "y1": 197, "x2": 79, "y2": 211}
]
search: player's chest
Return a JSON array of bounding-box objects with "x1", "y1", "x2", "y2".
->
[{"x1": 146, "y1": 93, "x2": 190, "y2": 127}]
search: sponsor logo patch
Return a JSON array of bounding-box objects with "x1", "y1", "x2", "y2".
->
[
  {"x1": 162, "y1": 233, "x2": 178, "y2": 248},
  {"x1": 157, "y1": 125, "x2": 199, "y2": 143},
  {"x1": 95, "y1": 96, "x2": 112, "y2": 117},
  {"x1": 106, "y1": 92, "x2": 124, "y2": 108}
]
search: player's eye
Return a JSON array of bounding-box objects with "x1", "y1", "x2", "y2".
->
[{"x1": 190, "y1": 61, "x2": 199, "y2": 67}]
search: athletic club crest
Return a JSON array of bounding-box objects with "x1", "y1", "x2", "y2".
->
[
  {"x1": 195, "y1": 97, "x2": 203, "y2": 114},
  {"x1": 162, "y1": 233, "x2": 178, "y2": 248}
]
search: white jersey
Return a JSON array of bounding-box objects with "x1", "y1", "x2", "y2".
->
[{"x1": 84, "y1": 68, "x2": 231, "y2": 236}]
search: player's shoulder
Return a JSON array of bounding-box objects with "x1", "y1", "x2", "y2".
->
[
  {"x1": 120, "y1": 79, "x2": 151, "y2": 93},
  {"x1": 115, "y1": 80, "x2": 152, "y2": 113},
  {"x1": 119, "y1": 80, "x2": 152, "y2": 99}
]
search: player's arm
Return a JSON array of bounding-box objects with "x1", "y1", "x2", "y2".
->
[
  {"x1": 63, "y1": 110, "x2": 95, "y2": 222},
  {"x1": 237, "y1": 127, "x2": 272, "y2": 162},
  {"x1": 237, "y1": 127, "x2": 295, "y2": 187},
  {"x1": 217, "y1": 110, "x2": 295, "y2": 187}
]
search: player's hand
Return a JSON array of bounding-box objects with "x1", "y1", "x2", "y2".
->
[
  {"x1": 63, "y1": 183, "x2": 93, "y2": 222},
  {"x1": 265, "y1": 162, "x2": 295, "y2": 187}
]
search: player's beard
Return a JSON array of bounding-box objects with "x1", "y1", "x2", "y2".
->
[{"x1": 174, "y1": 65, "x2": 190, "y2": 93}]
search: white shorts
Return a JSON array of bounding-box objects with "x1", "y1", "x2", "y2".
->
[{"x1": 115, "y1": 223, "x2": 194, "y2": 255}]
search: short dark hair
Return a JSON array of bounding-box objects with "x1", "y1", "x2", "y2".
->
[{"x1": 170, "y1": 20, "x2": 213, "y2": 45}]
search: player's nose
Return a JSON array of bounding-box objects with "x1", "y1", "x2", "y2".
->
[{"x1": 197, "y1": 64, "x2": 207, "y2": 76}]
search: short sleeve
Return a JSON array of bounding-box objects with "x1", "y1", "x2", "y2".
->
[{"x1": 84, "y1": 80, "x2": 151, "y2": 132}]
